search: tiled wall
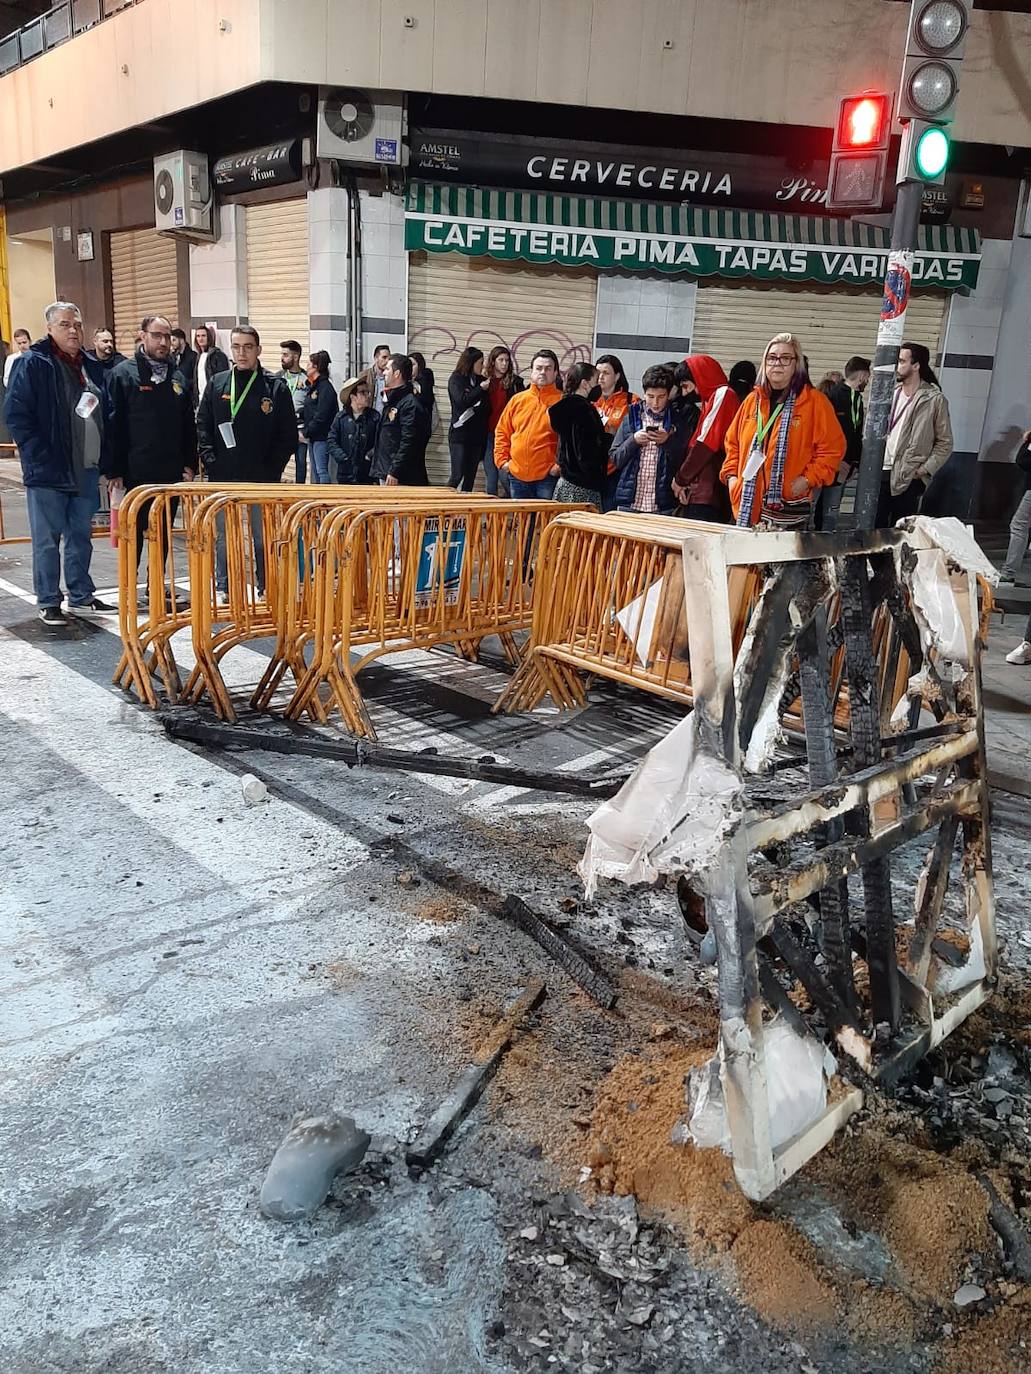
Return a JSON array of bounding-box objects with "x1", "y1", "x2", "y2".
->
[
  {"x1": 939, "y1": 236, "x2": 1011, "y2": 456},
  {"x1": 357, "y1": 189, "x2": 407, "y2": 365},
  {"x1": 593, "y1": 273, "x2": 698, "y2": 393},
  {"x1": 308, "y1": 185, "x2": 350, "y2": 389}
]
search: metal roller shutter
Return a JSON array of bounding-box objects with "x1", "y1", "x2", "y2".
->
[
  {"x1": 691, "y1": 283, "x2": 948, "y2": 382},
  {"x1": 109, "y1": 228, "x2": 179, "y2": 357},
  {"x1": 407, "y1": 250, "x2": 598, "y2": 484},
  {"x1": 245, "y1": 199, "x2": 310, "y2": 359}
]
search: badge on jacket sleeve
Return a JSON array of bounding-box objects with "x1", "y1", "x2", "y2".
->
[{"x1": 261, "y1": 397, "x2": 273, "y2": 414}]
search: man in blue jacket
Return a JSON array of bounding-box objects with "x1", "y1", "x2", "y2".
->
[{"x1": 2, "y1": 301, "x2": 113, "y2": 626}]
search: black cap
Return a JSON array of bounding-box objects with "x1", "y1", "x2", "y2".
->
[{"x1": 280, "y1": 339, "x2": 302, "y2": 353}]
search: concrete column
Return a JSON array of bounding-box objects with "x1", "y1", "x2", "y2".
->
[
  {"x1": 358, "y1": 189, "x2": 407, "y2": 367},
  {"x1": 308, "y1": 184, "x2": 350, "y2": 389},
  {"x1": 188, "y1": 204, "x2": 246, "y2": 341}
]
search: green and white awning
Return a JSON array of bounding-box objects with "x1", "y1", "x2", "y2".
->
[{"x1": 405, "y1": 182, "x2": 980, "y2": 291}]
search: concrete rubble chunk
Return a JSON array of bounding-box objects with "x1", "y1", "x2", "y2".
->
[
  {"x1": 952, "y1": 1284, "x2": 986, "y2": 1308},
  {"x1": 259, "y1": 1112, "x2": 371, "y2": 1221}
]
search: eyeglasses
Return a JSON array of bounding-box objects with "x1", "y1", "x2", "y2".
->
[
  {"x1": 354, "y1": 389, "x2": 370, "y2": 396},
  {"x1": 146, "y1": 330, "x2": 171, "y2": 342},
  {"x1": 766, "y1": 354, "x2": 796, "y2": 366}
]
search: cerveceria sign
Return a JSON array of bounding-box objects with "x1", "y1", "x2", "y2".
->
[
  {"x1": 411, "y1": 130, "x2": 829, "y2": 213},
  {"x1": 405, "y1": 183, "x2": 980, "y2": 291}
]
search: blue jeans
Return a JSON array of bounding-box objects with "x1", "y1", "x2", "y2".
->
[
  {"x1": 509, "y1": 475, "x2": 557, "y2": 501},
  {"x1": 26, "y1": 470, "x2": 99, "y2": 607},
  {"x1": 484, "y1": 433, "x2": 500, "y2": 496},
  {"x1": 294, "y1": 440, "x2": 308, "y2": 486},
  {"x1": 310, "y1": 439, "x2": 330, "y2": 484}
]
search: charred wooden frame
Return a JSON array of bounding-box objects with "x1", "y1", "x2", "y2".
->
[{"x1": 682, "y1": 526, "x2": 996, "y2": 1201}]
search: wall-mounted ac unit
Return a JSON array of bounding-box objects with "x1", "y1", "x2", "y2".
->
[
  {"x1": 153, "y1": 150, "x2": 214, "y2": 240},
  {"x1": 316, "y1": 88, "x2": 407, "y2": 166}
]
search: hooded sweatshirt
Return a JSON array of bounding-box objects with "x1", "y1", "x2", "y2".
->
[{"x1": 674, "y1": 355, "x2": 741, "y2": 511}]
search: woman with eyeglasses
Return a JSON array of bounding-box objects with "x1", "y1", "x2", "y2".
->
[{"x1": 721, "y1": 333, "x2": 844, "y2": 530}]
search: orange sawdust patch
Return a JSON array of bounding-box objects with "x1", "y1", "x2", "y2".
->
[
  {"x1": 411, "y1": 894, "x2": 468, "y2": 924},
  {"x1": 811, "y1": 1128, "x2": 994, "y2": 1303},
  {"x1": 730, "y1": 1218, "x2": 839, "y2": 1332},
  {"x1": 938, "y1": 1290, "x2": 1031, "y2": 1374}
]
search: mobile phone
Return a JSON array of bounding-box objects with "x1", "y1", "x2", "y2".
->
[{"x1": 646, "y1": 424, "x2": 660, "y2": 433}]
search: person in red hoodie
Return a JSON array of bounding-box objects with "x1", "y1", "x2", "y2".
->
[{"x1": 671, "y1": 354, "x2": 740, "y2": 522}]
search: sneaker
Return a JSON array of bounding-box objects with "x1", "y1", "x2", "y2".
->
[
  {"x1": 998, "y1": 574, "x2": 1016, "y2": 586},
  {"x1": 67, "y1": 597, "x2": 116, "y2": 617},
  {"x1": 216, "y1": 591, "x2": 230, "y2": 607},
  {"x1": 38, "y1": 605, "x2": 69, "y2": 627},
  {"x1": 1005, "y1": 640, "x2": 1031, "y2": 665}
]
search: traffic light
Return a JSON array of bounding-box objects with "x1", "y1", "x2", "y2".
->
[
  {"x1": 898, "y1": 0, "x2": 971, "y2": 125},
  {"x1": 896, "y1": 0, "x2": 970, "y2": 184},
  {"x1": 827, "y1": 91, "x2": 892, "y2": 211}
]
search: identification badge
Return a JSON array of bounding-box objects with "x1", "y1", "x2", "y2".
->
[
  {"x1": 218, "y1": 420, "x2": 237, "y2": 449},
  {"x1": 742, "y1": 440, "x2": 767, "y2": 483},
  {"x1": 75, "y1": 392, "x2": 99, "y2": 419}
]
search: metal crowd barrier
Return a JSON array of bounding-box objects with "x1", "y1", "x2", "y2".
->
[
  {"x1": 492, "y1": 511, "x2": 912, "y2": 732},
  {"x1": 114, "y1": 484, "x2": 585, "y2": 737}
]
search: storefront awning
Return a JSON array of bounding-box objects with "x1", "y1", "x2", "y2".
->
[{"x1": 405, "y1": 182, "x2": 980, "y2": 292}]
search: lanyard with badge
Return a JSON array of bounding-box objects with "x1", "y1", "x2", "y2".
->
[
  {"x1": 218, "y1": 368, "x2": 257, "y2": 449},
  {"x1": 65, "y1": 356, "x2": 100, "y2": 421},
  {"x1": 851, "y1": 389, "x2": 862, "y2": 431},
  {"x1": 742, "y1": 398, "x2": 784, "y2": 482}
]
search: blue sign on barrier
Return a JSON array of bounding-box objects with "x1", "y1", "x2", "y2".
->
[{"x1": 415, "y1": 518, "x2": 466, "y2": 608}]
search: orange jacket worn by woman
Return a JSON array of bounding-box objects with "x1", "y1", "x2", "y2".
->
[{"x1": 721, "y1": 332, "x2": 844, "y2": 528}]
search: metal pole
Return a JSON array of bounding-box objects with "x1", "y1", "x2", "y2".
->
[{"x1": 853, "y1": 178, "x2": 924, "y2": 531}]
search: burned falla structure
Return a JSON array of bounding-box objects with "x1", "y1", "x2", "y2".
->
[{"x1": 579, "y1": 517, "x2": 998, "y2": 1200}]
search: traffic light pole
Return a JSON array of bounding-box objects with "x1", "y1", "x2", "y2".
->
[{"x1": 853, "y1": 179, "x2": 925, "y2": 531}]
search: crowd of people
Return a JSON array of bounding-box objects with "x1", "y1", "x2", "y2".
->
[{"x1": 3, "y1": 297, "x2": 1028, "y2": 664}]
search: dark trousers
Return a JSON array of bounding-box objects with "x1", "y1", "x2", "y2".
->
[
  {"x1": 679, "y1": 502, "x2": 725, "y2": 524},
  {"x1": 134, "y1": 495, "x2": 179, "y2": 576},
  {"x1": 449, "y1": 434, "x2": 486, "y2": 493},
  {"x1": 876, "y1": 476, "x2": 924, "y2": 528}
]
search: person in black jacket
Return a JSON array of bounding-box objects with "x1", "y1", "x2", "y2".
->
[
  {"x1": 410, "y1": 351, "x2": 436, "y2": 426},
  {"x1": 105, "y1": 314, "x2": 196, "y2": 582},
  {"x1": 192, "y1": 324, "x2": 229, "y2": 411},
  {"x1": 301, "y1": 350, "x2": 339, "y2": 483},
  {"x1": 371, "y1": 353, "x2": 430, "y2": 486},
  {"x1": 446, "y1": 346, "x2": 490, "y2": 491},
  {"x1": 819, "y1": 354, "x2": 870, "y2": 531},
  {"x1": 196, "y1": 326, "x2": 297, "y2": 597},
  {"x1": 547, "y1": 362, "x2": 609, "y2": 509},
  {"x1": 170, "y1": 328, "x2": 197, "y2": 388},
  {"x1": 84, "y1": 326, "x2": 126, "y2": 389},
  {"x1": 327, "y1": 378, "x2": 380, "y2": 483}
]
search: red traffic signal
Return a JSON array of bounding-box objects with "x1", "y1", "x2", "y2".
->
[
  {"x1": 836, "y1": 93, "x2": 891, "y2": 150},
  {"x1": 827, "y1": 92, "x2": 892, "y2": 212}
]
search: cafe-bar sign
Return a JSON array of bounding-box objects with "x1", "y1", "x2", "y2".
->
[
  {"x1": 411, "y1": 129, "x2": 831, "y2": 213},
  {"x1": 213, "y1": 141, "x2": 301, "y2": 194}
]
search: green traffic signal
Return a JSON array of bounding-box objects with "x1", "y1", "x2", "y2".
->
[{"x1": 915, "y1": 125, "x2": 950, "y2": 179}]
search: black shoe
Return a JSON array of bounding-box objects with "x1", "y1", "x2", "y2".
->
[
  {"x1": 38, "y1": 605, "x2": 69, "y2": 627},
  {"x1": 67, "y1": 597, "x2": 116, "y2": 617}
]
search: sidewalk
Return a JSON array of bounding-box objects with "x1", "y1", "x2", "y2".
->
[{"x1": 983, "y1": 607, "x2": 1031, "y2": 798}]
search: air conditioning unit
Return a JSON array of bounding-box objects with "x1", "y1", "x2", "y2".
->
[
  {"x1": 316, "y1": 88, "x2": 407, "y2": 166},
  {"x1": 153, "y1": 150, "x2": 214, "y2": 240}
]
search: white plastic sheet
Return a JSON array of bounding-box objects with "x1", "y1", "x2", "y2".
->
[
  {"x1": 684, "y1": 1018, "x2": 837, "y2": 1155},
  {"x1": 579, "y1": 712, "x2": 741, "y2": 898}
]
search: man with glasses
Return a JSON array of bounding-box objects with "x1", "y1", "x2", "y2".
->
[
  {"x1": 105, "y1": 315, "x2": 196, "y2": 595},
  {"x1": 3, "y1": 301, "x2": 114, "y2": 625},
  {"x1": 196, "y1": 326, "x2": 296, "y2": 600}
]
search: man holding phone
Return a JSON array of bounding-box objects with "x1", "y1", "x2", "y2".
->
[{"x1": 608, "y1": 364, "x2": 689, "y2": 515}]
